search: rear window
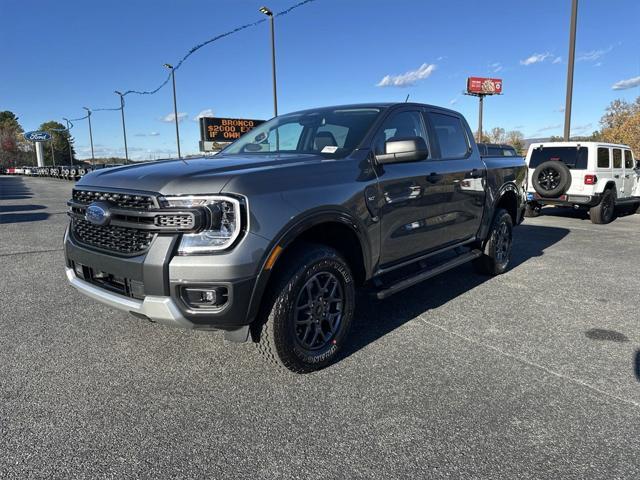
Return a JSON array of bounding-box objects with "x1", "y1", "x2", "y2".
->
[
  {"x1": 613, "y1": 149, "x2": 622, "y2": 168},
  {"x1": 597, "y1": 148, "x2": 610, "y2": 168},
  {"x1": 429, "y1": 113, "x2": 469, "y2": 159},
  {"x1": 529, "y1": 146, "x2": 588, "y2": 169}
]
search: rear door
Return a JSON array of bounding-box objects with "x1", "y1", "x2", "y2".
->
[
  {"x1": 612, "y1": 148, "x2": 625, "y2": 197},
  {"x1": 424, "y1": 110, "x2": 486, "y2": 247}
]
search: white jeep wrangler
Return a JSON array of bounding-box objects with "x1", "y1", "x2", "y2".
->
[{"x1": 524, "y1": 142, "x2": 640, "y2": 224}]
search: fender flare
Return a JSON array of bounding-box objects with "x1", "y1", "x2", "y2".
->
[{"x1": 245, "y1": 208, "x2": 372, "y2": 324}]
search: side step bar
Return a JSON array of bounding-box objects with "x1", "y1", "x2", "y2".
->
[{"x1": 375, "y1": 249, "x2": 482, "y2": 300}]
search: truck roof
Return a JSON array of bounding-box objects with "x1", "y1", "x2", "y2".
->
[
  {"x1": 527, "y1": 141, "x2": 632, "y2": 149},
  {"x1": 285, "y1": 102, "x2": 463, "y2": 117}
]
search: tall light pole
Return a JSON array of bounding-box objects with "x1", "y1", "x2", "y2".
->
[
  {"x1": 115, "y1": 91, "x2": 129, "y2": 164},
  {"x1": 83, "y1": 107, "x2": 95, "y2": 165},
  {"x1": 163, "y1": 63, "x2": 182, "y2": 159},
  {"x1": 563, "y1": 0, "x2": 578, "y2": 141},
  {"x1": 62, "y1": 117, "x2": 73, "y2": 166},
  {"x1": 259, "y1": 6, "x2": 278, "y2": 117}
]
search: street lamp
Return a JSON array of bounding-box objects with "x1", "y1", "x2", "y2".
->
[
  {"x1": 163, "y1": 63, "x2": 182, "y2": 159},
  {"x1": 62, "y1": 117, "x2": 73, "y2": 166},
  {"x1": 259, "y1": 6, "x2": 278, "y2": 117},
  {"x1": 114, "y1": 90, "x2": 129, "y2": 164},
  {"x1": 563, "y1": 0, "x2": 578, "y2": 141},
  {"x1": 83, "y1": 107, "x2": 95, "y2": 165}
]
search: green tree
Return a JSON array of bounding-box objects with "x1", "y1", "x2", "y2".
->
[
  {"x1": 0, "y1": 110, "x2": 29, "y2": 167},
  {"x1": 599, "y1": 97, "x2": 640, "y2": 155},
  {"x1": 505, "y1": 130, "x2": 525, "y2": 155},
  {"x1": 39, "y1": 120, "x2": 76, "y2": 166},
  {"x1": 488, "y1": 127, "x2": 506, "y2": 144}
]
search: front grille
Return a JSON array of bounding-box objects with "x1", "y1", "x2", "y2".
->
[
  {"x1": 73, "y1": 189, "x2": 156, "y2": 210},
  {"x1": 73, "y1": 218, "x2": 155, "y2": 255},
  {"x1": 154, "y1": 214, "x2": 194, "y2": 229}
]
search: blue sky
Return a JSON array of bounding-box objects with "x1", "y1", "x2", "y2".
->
[{"x1": 1, "y1": 0, "x2": 639, "y2": 160}]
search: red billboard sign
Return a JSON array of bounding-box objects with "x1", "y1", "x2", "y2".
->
[{"x1": 467, "y1": 77, "x2": 503, "y2": 95}]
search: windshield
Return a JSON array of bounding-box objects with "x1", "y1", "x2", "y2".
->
[
  {"x1": 221, "y1": 107, "x2": 382, "y2": 157},
  {"x1": 529, "y1": 146, "x2": 588, "y2": 169}
]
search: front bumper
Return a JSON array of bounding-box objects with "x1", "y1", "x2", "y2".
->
[{"x1": 64, "y1": 225, "x2": 269, "y2": 332}]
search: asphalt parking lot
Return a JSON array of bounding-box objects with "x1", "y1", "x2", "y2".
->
[{"x1": 1, "y1": 175, "x2": 640, "y2": 479}]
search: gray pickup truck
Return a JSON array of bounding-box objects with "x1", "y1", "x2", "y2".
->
[{"x1": 65, "y1": 102, "x2": 527, "y2": 372}]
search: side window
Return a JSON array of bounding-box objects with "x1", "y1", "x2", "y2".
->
[
  {"x1": 373, "y1": 111, "x2": 428, "y2": 155},
  {"x1": 624, "y1": 150, "x2": 634, "y2": 168},
  {"x1": 261, "y1": 123, "x2": 303, "y2": 151},
  {"x1": 487, "y1": 147, "x2": 502, "y2": 156},
  {"x1": 613, "y1": 149, "x2": 622, "y2": 169},
  {"x1": 597, "y1": 147, "x2": 610, "y2": 168},
  {"x1": 429, "y1": 112, "x2": 470, "y2": 159}
]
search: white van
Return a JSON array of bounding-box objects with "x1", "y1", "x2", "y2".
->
[{"x1": 525, "y1": 142, "x2": 640, "y2": 224}]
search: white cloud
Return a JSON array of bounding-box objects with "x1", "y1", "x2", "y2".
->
[
  {"x1": 520, "y1": 52, "x2": 560, "y2": 66},
  {"x1": 376, "y1": 63, "x2": 437, "y2": 87},
  {"x1": 193, "y1": 109, "x2": 215, "y2": 121},
  {"x1": 535, "y1": 124, "x2": 562, "y2": 132},
  {"x1": 594, "y1": 62, "x2": 602, "y2": 67},
  {"x1": 571, "y1": 123, "x2": 593, "y2": 134},
  {"x1": 449, "y1": 96, "x2": 459, "y2": 105},
  {"x1": 577, "y1": 46, "x2": 613, "y2": 62},
  {"x1": 161, "y1": 112, "x2": 188, "y2": 123},
  {"x1": 134, "y1": 131, "x2": 160, "y2": 137},
  {"x1": 612, "y1": 76, "x2": 640, "y2": 90},
  {"x1": 490, "y1": 62, "x2": 503, "y2": 73}
]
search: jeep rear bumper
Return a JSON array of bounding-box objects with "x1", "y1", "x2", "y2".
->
[{"x1": 527, "y1": 192, "x2": 602, "y2": 207}]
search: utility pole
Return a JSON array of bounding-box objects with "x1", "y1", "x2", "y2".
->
[
  {"x1": 115, "y1": 91, "x2": 129, "y2": 163},
  {"x1": 563, "y1": 0, "x2": 578, "y2": 141},
  {"x1": 260, "y1": 6, "x2": 278, "y2": 117},
  {"x1": 83, "y1": 107, "x2": 95, "y2": 165},
  {"x1": 163, "y1": 64, "x2": 182, "y2": 159}
]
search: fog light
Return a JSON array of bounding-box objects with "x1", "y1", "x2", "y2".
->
[
  {"x1": 74, "y1": 262, "x2": 84, "y2": 278},
  {"x1": 182, "y1": 287, "x2": 228, "y2": 309}
]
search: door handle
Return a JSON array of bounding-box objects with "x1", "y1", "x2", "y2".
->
[
  {"x1": 469, "y1": 168, "x2": 483, "y2": 179},
  {"x1": 426, "y1": 172, "x2": 443, "y2": 183},
  {"x1": 614, "y1": 174, "x2": 620, "y2": 178}
]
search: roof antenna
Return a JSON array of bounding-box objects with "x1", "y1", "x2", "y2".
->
[{"x1": 405, "y1": 94, "x2": 410, "y2": 103}]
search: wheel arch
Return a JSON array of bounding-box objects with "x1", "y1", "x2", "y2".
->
[{"x1": 245, "y1": 209, "x2": 372, "y2": 325}]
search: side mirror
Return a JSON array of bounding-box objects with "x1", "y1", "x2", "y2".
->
[{"x1": 376, "y1": 137, "x2": 429, "y2": 164}]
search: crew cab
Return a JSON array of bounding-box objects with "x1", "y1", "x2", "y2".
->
[
  {"x1": 524, "y1": 142, "x2": 640, "y2": 223},
  {"x1": 64, "y1": 103, "x2": 527, "y2": 373}
]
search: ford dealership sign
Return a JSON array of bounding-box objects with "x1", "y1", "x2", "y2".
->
[{"x1": 24, "y1": 131, "x2": 52, "y2": 142}]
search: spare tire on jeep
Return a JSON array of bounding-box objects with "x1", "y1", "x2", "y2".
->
[{"x1": 532, "y1": 161, "x2": 572, "y2": 198}]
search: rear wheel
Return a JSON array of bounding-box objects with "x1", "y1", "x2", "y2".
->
[
  {"x1": 590, "y1": 188, "x2": 616, "y2": 224},
  {"x1": 524, "y1": 202, "x2": 542, "y2": 218},
  {"x1": 255, "y1": 244, "x2": 355, "y2": 373},
  {"x1": 474, "y1": 208, "x2": 513, "y2": 276}
]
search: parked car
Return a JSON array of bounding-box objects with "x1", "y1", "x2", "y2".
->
[
  {"x1": 64, "y1": 102, "x2": 527, "y2": 372},
  {"x1": 524, "y1": 142, "x2": 640, "y2": 223},
  {"x1": 477, "y1": 143, "x2": 519, "y2": 157}
]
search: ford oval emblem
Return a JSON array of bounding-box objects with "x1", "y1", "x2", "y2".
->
[{"x1": 85, "y1": 202, "x2": 111, "y2": 226}]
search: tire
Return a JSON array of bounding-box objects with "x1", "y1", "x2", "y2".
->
[
  {"x1": 254, "y1": 243, "x2": 356, "y2": 373},
  {"x1": 590, "y1": 188, "x2": 617, "y2": 224},
  {"x1": 524, "y1": 202, "x2": 542, "y2": 218},
  {"x1": 473, "y1": 208, "x2": 514, "y2": 276},
  {"x1": 532, "y1": 161, "x2": 572, "y2": 198}
]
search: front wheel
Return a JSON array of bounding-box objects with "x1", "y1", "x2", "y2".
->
[
  {"x1": 473, "y1": 208, "x2": 514, "y2": 276},
  {"x1": 255, "y1": 244, "x2": 355, "y2": 373}
]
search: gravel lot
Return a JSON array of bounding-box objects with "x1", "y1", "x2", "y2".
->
[{"x1": 1, "y1": 175, "x2": 640, "y2": 479}]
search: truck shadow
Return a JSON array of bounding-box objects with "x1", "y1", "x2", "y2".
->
[
  {"x1": 0, "y1": 176, "x2": 33, "y2": 200},
  {"x1": 341, "y1": 224, "x2": 570, "y2": 363}
]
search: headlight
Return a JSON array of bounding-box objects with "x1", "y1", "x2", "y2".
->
[{"x1": 161, "y1": 195, "x2": 243, "y2": 254}]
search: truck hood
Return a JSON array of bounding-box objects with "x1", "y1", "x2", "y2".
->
[{"x1": 77, "y1": 154, "x2": 327, "y2": 195}]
